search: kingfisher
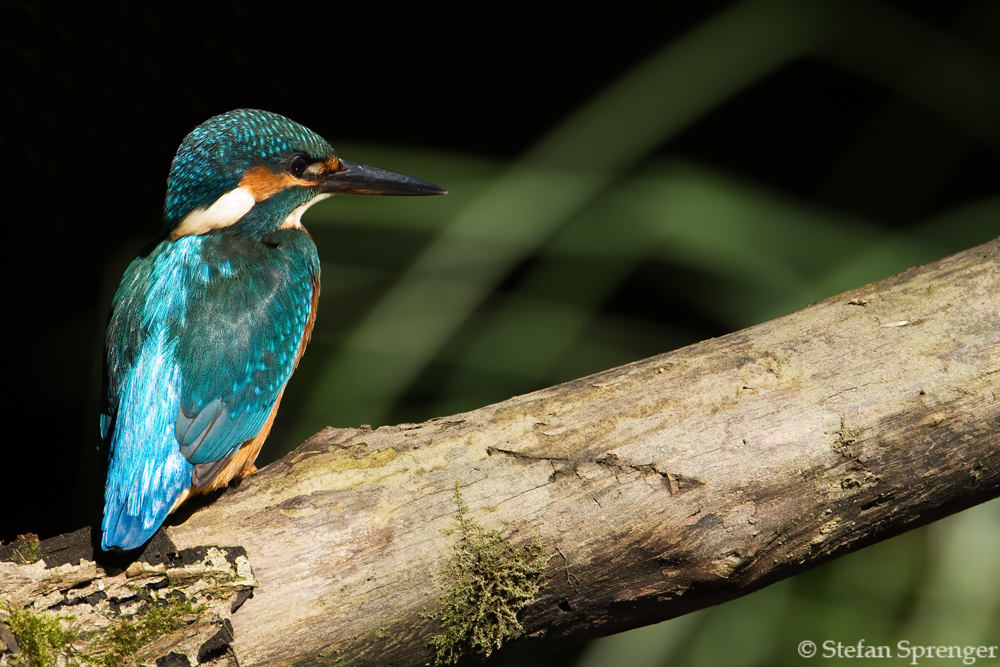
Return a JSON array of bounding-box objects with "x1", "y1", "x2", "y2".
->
[{"x1": 100, "y1": 109, "x2": 445, "y2": 551}]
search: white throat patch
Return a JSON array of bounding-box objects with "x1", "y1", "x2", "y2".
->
[{"x1": 281, "y1": 193, "x2": 332, "y2": 230}]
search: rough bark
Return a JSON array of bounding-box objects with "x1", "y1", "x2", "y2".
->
[{"x1": 2, "y1": 239, "x2": 998, "y2": 667}]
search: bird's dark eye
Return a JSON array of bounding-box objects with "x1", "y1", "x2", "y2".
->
[{"x1": 289, "y1": 155, "x2": 308, "y2": 178}]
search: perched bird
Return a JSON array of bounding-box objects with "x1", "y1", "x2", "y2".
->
[{"x1": 100, "y1": 109, "x2": 445, "y2": 551}]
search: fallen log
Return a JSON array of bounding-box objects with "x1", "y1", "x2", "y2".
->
[{"x1": 2, "y1": 238, "x2": 997, "y2": 667}]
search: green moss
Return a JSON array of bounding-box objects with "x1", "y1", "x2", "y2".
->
[
  {"x1": 430, "y1": 484, "x2": 546, "y2": 666},
  {"x1": 87, "y1": 591, "x2": 205, "y2": 667},
  {"x1": 9, "y1": 536, "x2": 41, "y2": 565},
  {"x1": 2, "y1": 601, "x2": 78, "y2": 667}
]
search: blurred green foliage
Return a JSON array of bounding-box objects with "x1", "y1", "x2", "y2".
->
[{"x1": 281, "y1": 0, "x2": 998, "y2": 442}]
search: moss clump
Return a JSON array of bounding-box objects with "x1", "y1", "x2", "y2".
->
[
  {"x1": 2, "y1": 602, "x2": 77, "y2": 667},
  {"x1": 8, "y1": 535, "x2": 41, "y2": 565},
  {"x1": 430, "y1": 484, "x2": 546, "y2": 666},
  {"x1": 88, "y1": 591, "x2": 205, "y2": 667}
]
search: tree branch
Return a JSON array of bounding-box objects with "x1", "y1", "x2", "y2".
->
[{"x1": 3, "y1": 239, "x2": 998, "y2": 667}]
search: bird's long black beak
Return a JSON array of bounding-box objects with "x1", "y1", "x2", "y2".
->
[{"x1": 318, "y1": 159, "x2": 446, "y2": 196}]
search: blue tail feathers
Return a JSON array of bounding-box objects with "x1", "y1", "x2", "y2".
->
[
  {"x1": 101, "y1": 455, "x2": 191, "y2": 550},
  {"x1": 101, "y1": 330, "x2": 193, "y2": 551}
]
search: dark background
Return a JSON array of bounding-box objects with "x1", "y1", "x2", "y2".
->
[{"x1": 3, "y1": 2, "x2": 998, "y2": 664}]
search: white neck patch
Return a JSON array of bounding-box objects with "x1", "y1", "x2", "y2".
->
[
  {"x1": 281, "y1": 193, "x2": 332, "y2": 230},
  {"x1": 171, "y1": 186, "x2": 256, "y2": 239}
]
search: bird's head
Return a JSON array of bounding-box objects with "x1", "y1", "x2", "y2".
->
[{"x1": 164, "y1": 109, "x2": 444, "y2": 239}]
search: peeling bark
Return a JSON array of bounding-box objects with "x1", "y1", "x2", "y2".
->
[{"x1": 2, "y1": 239, "x2": 998, "y2": 667}]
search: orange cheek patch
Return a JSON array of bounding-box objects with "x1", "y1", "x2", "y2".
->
[
  {"x1": 240, "y1": 166, "x2": 316, "y2": 200},
  {"x1": 240, "y1": 166, "x2": 295, "y2": 200}
]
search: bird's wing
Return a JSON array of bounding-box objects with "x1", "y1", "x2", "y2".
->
[
  {"x1": 170, "y1": 231, "x2": 320, "y2": 467},
  {"x1": 101, "y1": 230, "x2": 319, "y2": 516},
  {"x1": 102, "y1": 236, "x2": 201, "y2": 550},
  {"x1": 101, "y1": 232, "x2": 319, "y2": 550}
]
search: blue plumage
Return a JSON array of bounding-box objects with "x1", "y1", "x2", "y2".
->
[{"x1": 101, "y1": 109, "x2": 445, "y2": 551}]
